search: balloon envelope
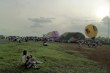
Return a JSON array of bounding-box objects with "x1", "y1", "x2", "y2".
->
[{"x1": 85, "y1": 24, "x2": 98, "y2": 38}]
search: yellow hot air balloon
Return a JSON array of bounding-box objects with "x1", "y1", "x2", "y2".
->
[{"x1": 85, "y1": 24, "x2": 98, "y2": 38}]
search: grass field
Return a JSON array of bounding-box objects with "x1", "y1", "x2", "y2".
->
[{"x1": 0, "y1": 39, "x2": 109, "y2": 73}]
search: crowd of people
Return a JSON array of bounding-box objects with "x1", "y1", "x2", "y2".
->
[{"x1": 77, "y1": 39, "x2": 103, "y2": 49}]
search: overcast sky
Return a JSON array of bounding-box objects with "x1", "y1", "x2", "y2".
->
[{"x1": 0, "y1": 0, "x2": 109, "y2": 37}]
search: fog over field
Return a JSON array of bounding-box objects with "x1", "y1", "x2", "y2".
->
[{"x1": 0, "y1": 0, "x2": 109, "y2": 37}]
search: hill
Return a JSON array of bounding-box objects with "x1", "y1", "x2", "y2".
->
[{"x1": 0, "y1": 40, "x2": 109, "y2": 73}]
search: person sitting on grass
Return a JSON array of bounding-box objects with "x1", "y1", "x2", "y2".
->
[
  {"x1": 25, "y1": 55, "x2": 43, "y2": 69},
  {"x1": 43, "y1": 41, "x2": 48, "y2": 46},
  {"x1": 22, "y1": 50, "x2": 28, "y2": 64}
]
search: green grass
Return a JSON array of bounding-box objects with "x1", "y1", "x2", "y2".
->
[{"x1": 0, "y1": 40, "x2": 108, "y2": 73}]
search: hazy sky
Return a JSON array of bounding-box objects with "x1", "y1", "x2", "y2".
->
[{"x1": 0, "y1": 0, "x2": 109, "y2": 37}]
